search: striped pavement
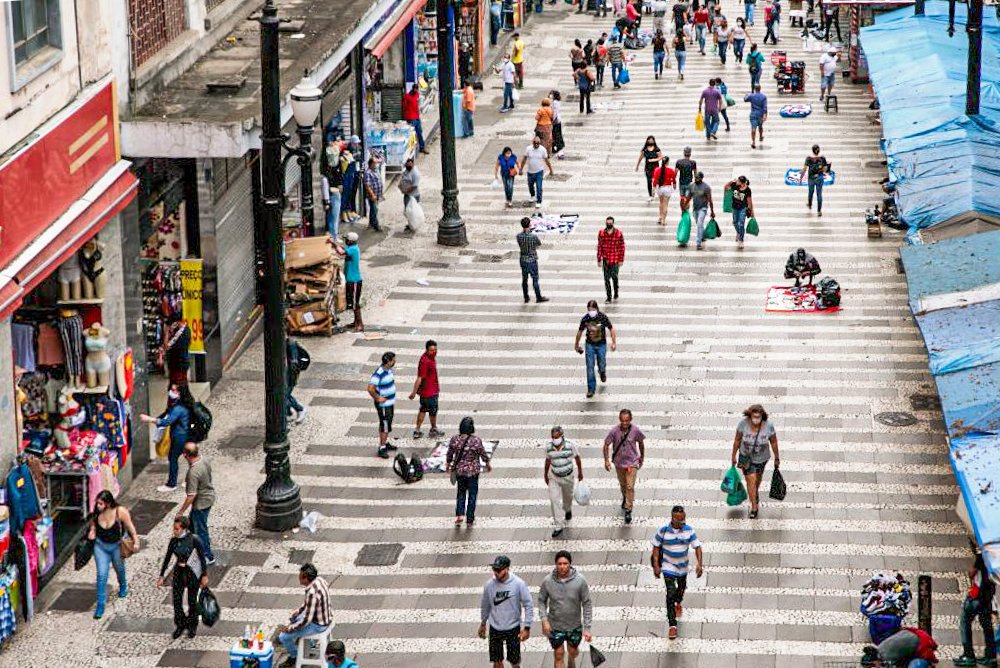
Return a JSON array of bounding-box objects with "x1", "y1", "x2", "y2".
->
[{"x1": 13, "y1": 3, "x2": 967, "y2": 668}]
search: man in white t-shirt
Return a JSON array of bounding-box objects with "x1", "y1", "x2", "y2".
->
[
  {"x1": 496, "y1": 54, "x2": 517, "y2": 112},
  {"x1": 818, "y1": 47, "x2": 840, "y2": 101},
  {"x1": 518, "y1": 135, "x2": 554, "y2": 208}
]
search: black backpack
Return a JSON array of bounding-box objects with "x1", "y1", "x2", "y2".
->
[
  {"x1": 393, "y1": 453, "x2": 424, "y2": 483},
  {"x1": 294, "y1": 342, "x2": 311, "y2": 372},
  {"x1": 817, "y1": 277, "x2": 841, "y2": 308},
  {"x1": 188, "y1": 402, "x2": 213, "y2": 443}
]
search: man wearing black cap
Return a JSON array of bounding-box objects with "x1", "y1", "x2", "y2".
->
[
  {"x1": 479, "y1": 555, "x2": 534, "y2": 667},
  {"x1": 325, "y1": 640, "x2": 360, "y2": 668}
]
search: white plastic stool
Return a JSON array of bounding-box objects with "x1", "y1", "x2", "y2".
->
[{"x1": 295, "y1": 626, "x2": 333, "y2": 668}]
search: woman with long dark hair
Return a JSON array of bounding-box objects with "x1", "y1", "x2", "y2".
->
[
  {"x1": 730, "y1": 404, "x2": 780, "y2": 518},
  {"x1": 634, "y1": 136, "x2": 663, "y2": 201},
  {"x1": 157, "y1": 515, "x2": 210, "y2": 639},
  {"x1": 652, "y1": 156, "x2": 677, "y2": 226},
  {"x1": 446, "y1": 417, "x2": 491, "y2": 527},
  {"x1": 494, "y1": 146, "x2": 519, "y2": 208},
  {"x1": 89, "y1": 490, "x2": 139, "y2": 619},
  {"x1": 549, "y1": 90, "x2": 566, "y2": 158},
  {"x1": 141, "y1": 383, "x2": 195, "y2": 492}
]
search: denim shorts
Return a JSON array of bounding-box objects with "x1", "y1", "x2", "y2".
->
[
  {"x1": 750, "y1": 114, "x2": 764, "y2": 129},
  {"x1": 418, "y1": 395, "x2": 439, "y2": 416},
  {"x1": 822, "y1": 73, "x2": 835, "y2": 89},
  {"x1": 679, "y1": 182, "x2": 692, "y2": 198},
  {"x1": 743, "y1": 460, "x2": 768, "y2": 476}
]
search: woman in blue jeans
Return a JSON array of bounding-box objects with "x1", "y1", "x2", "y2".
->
[
  {"x1": 724, "y1": 176, "x2": 754, "y2": 249},
  {"x1": 446, "y1": 417, "x2": 491, "y2": 526},
  {"x1": 494, "y1": 146, "x2": 519, "y2": 208},
  {"x1": 141, "y1": 383, "x2": 193, "y2": 492},
  {"x1": 89, "y1": 490, "x2": 139, "y2": 619}
]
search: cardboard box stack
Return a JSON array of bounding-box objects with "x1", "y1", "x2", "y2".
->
[{"x1": 285, "y1": 236, "x2": 343, "y2": 335}]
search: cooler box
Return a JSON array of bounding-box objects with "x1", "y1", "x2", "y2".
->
[
  {"x1": 229, "y1": 640, "x2": 274, "y2": 668},
  {"x1": 453, "y1": 90, "x2": 468, "y2": 138}
]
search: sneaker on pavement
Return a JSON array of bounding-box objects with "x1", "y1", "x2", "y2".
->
[
  {"x1": 429, "y1": 428, "x2": 445, "y2": 438},
  {"x1": 551, "y1": 528, "x2": 564, "y2": 538},
  {"x1": 976, "y1": 658, "x2": 998, "y2": 668},
  {"x1": 377, "y1": 447, "x2": 390, "y2": 459},
  {"x1": 294, "y1": 406, "x2": 307, "y2": 424},
  {"x1": 624, "y1": 510, "x2": 632, "y2": 524},
  {"x1": 385, "y1": 441, "x2": 399, "y2": 451},
  {"x1": 205, "y1": 557, "x2": 217, "y2": 566},
  {"x1": 565, "y1": 511, "x2": 573, "y2": 521},
  {"x1": 536, "y1": 296, "x2": 550, "y2": 303},
  {"x1": 668, "y1": 626, "x2": 678, "y2": 640},
  {"x1": 599, "y1": 371, "x2": 607, "y2": 383},
  {"x1": 157, "y1": 485, "x2": 178, "y2": 493},
  {"x1": 586, "y1": 392, "x2": 595, "y2": 398},
  {"x1": 954, "y1": 658, "x2": 978, "y2": 667},
  {"x1": 278, "y1": 658, "x2": 297, "y2": 668},
  {"x1": 413, "y1": 430, "x2": 424, "y2": 439}
]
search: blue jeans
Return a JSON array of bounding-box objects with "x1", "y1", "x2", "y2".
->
[
  {"x1": 490, "y1": 15, "x2": 500, "y2": 44},
  {"x1": 462, "y1": 109, "x2": 474, "y2": 136},
  {"x1": 718, "y1": 40, "x2": 728, "y2": 64},
  {"x1": 455, "y1": 475, "x2": 480, "y2": 521},
  {"x1": 190, "y1": 506, "x2": 215, "y2": 561},
  {"x1": 585, "y1": 342, "x2": 607, "y2": 394},
  {"x1": 166, "y1": 437, "x2": 186, "y2": 487},
  {"x1": 808, "y1": 176, "x2": 824, "y2": 212},
  {"x1": 733, "y1": 38, "x2": 745, "y2": 62},
  {"x1": 527, "y1": 171, "x2": 544, "y2": 203},
  {"x1": 960, "y1": 596, "x2": 997, "y2": 659},
  {"x1": 94, "y1": 538, "x2": 127, "y2": 615},
  {"x1": 611, "y1": 62, "x2": 623, "y2": 86},
  {"x1": 745, "y1": 1, "x2": 754, "y2": 24},
  {"x1": 705, "y1": 111, "x2": 719, "y2": 138},
  {"x1": 367, "y1": 197, "x2": 380, "y2": 230},
  {"x1": 325, "y1": 190, "x2": 341, "y2": 237},
  {"x1": 694, "y1": 206, "x2": 709, "y2": 245},
  {"x1": 696, "y1": 25, "x2": 706, "y2": 52},
  {"x1": 503, "y1": 82, "x2": 514, "y2": 109},
  {"x1": 502, "y1": 173, "x2": 515, "y2": 203},
  {"x1": 750, "y1": 67, "x2": 762, "y2": 88},
  {"x1": 733, "y1": 207, "x2": 748, "y2": 240},
  {"x1": 408, "y1": 118, "x2": 425, "y2": 151},
  {"x1": 520, "y1": 259, "x2": 542, "y2": 299},
  {"x1": 653, "y1": 51, "x2": 665, "y2": 75},
  {"x1": 279, "y1": 619, "x2": 330, "y2": 658},
  {"x1": 720, "y1": 108, "x2": 730, "y2": 130},
  {"x1": 675, "y1": 50, "x2": 686, "y2": 74}
]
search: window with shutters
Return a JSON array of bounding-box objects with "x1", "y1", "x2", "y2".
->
[
  {"x1": 128, "y1": 0, "x2": 187, "y2": 68},
  {"x1": 5, "y1": 0, "x2": 63, "y2": 90}
]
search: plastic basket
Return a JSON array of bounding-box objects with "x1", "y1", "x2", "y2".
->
[{"x1": 867, "y1": 613, "x2": 902, "y2": 645}]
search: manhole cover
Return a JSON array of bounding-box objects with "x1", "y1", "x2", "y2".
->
[
  {"x1": 876, "y1": 412, "x2": 918, "y2": 426},
  {"x1": 355, "y1": 543, "x2": 404, "y2": 567},
  {"x1": 368, "y1": 254, "x2": 409, "y2": 268},
  {"x1": 909, "y1": 393, "x2": 942, "y2": 411}
]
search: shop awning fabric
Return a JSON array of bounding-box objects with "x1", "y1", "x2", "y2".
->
[
  {"x1": 365, "y1": 0, "x2": 428, "y2": 59},
  {"x1": 0, "y1": 161, "x2": 137, "y2": 321}
]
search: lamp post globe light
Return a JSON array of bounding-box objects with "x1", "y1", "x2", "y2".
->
[{"x1": 255, "y1": 0, "x2": 326, "y2": 532}]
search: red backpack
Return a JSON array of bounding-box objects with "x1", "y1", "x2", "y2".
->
[{"x1": 902, "y1": 627, "x2": 938, "y2": 663}]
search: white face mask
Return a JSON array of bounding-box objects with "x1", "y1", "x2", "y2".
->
[
  {"x1": 587, "y1": 310, "x2": 598, "y2": 318},
  {"x1": 552, "y1": 437, "x2": 564, "y2": 446},
  {"x1": 751, "y1": 416, "x2": 762, "y2": 425},
  {"x1": 168, "y1": 390, "x2": 180, "y2": 401}
]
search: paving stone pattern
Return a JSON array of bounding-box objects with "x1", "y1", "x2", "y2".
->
[{"x1": 1, "y1": 5, "x2": 972, "y2": 668}]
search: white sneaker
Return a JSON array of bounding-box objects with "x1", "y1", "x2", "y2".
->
[
  {"x1": 157, "y1": 485, "x2": 178, "y2": 493},
  {"x1": 295, "y1": 406, "x2": 308, "y2": 424},
  {"x1": 288, "y1": 408, "x2": 299, "y2": 424}
]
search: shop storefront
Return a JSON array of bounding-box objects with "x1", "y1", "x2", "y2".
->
[
  {"x1": 0, "y1": 79, "x2": 138, "y2": 634},
  {"x1": 823, "y1": 0, "x2": 913, "y2": 82}
]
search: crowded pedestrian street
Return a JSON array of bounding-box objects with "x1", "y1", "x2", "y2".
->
[{"x1": 0, "y1": 1, "x2": 986, "y2": 667}]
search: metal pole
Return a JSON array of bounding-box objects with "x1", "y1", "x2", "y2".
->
[
  {"x1": 255, "y1": 0, "x2": 302, "y2": 532},
  {"x1": 436, "y1": 0, "x2": 468, "y2": 246},
  {"x1": 297, "y1": 123, "x2": 315, "y2": 236},
  {"x1": 914, "y1": 0, "x2": 924, "y2": 15},
  {"x1": 966, "y1": 0, "x2": 983, "y2": 116},
  {"x1": 918, "y1": 575, "x2": 932, "y2": 635}
]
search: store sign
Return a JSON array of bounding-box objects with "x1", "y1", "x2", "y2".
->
[
  {"x1": 180, "y1": 258, "x2": 205, "y2": 353},
  {"x1": 0, "y1": 80, "x2": 121, "y2": 269}
]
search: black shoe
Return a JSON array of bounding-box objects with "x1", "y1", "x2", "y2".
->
[
  {"x1": 613, "y1": 294, "x2": 619, "y2": 300},
  {"x1": 278, "y1": 658, "x2": 297, "y2": 668},
  {"x1": 385, "y1": 441, "x2": 398, "y2": 451},
  {"x1": 624, "y1": 510, "x2": 633, "y2": 524},
  {"x1": 172, "y1": 627, "x2": 184, "y2": 640},
  {"x1": 187, "y1": 627, "x2": 197, "y2": 639},
  {"x1": 604, "y1": 297, "x2": 612, "y2": 303},
  {"x1": 621, "y1": 496, "x2": 626, "y2": 509},
  {"x1": 552, "y1": 528, "x2": 564, "y2": 538},
  {"x1": 599, "y1": 371, "x2": 607, "y2": 383},
  {"x1": 565, "y1": 511, "x2": 572, "y2": 521},
  {"x1": 378, "y1": 447, "x2": 389, "y2": 459},
  {"x1": 586, "y1": 392, "x2": 594, "y2": 398},
  {"x1": 536, "y1": 296, "x2": 550, "y2": 303},
  {"x1": 524, "y1": 296, "x2": 530, "y2": 303}
]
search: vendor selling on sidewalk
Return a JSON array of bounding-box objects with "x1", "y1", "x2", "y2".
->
[{"x1": 784, "y1": 248, "x2": 821, "y2": 289}]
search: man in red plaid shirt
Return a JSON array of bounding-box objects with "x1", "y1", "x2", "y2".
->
[{"x1": 597, "y1": 217, "x2": 626, "y2": 302}]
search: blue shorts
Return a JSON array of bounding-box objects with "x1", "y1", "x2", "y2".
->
[
  {"x1": 750, "y1": 114, "x2": 764, "y2": 129},
  {"x1": 679, "y1": 182, "x2": 692, "y2": 198},
  {"x1": 822, "y1": 73, "x2": 835, "y2": 90},
  {"x1": 418, "y1": 395, "x2": 439, "y2": 416}
]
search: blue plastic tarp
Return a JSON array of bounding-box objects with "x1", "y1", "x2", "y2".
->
[
  {"x1": 861, "y1": 3, "x2": 1000, "y2": 231},
  {"x1": 950, "y1": 434, "x2": 1000, "y2": 545},
  {"x1": 900, "y1": 229, "x2": 1000, "y2": 312},
  {"x1": 935, "y1": 361, "x2": 1000, "y2": 436},
  {"x1": 916, "y1": 301, "x2": 1000, "y2": 375}
]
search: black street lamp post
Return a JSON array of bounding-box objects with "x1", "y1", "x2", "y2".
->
[
  {"x1": 255, "y1": 0, "x2": 321, "y2": 531},
  {"x1": 436, "y1": 0, "x2": 468, "y2": 246}
]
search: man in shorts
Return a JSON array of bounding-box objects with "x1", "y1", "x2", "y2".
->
[
  {"x1": 409, "y1": 340, "x2": 444, "y2": 439},
  {"x1": 538, "y1": 550, "x2": 593, "y2": 668},
  {"x1": 743, "y1": 85, "x2": 768, "y2": 149},
  {"x1": 479, "y1": 555, "x2": 533, "y2": 668},
  {"x1": 674, "y1": 146, "x2": 697, "y2": 212},
  {"x1": 367, "y1": 351, "x2": 398, "y2": 459}
]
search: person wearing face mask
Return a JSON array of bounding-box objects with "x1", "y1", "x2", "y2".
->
[
  {"x1": 409, "y1": 340, "x2": 444, "y2": 439},
  {"x1": 157, "y1": 515, "x2": 209, "y2": 639},
  {"x1": 141, "y1": 383, "x2": 194, "y2": 493},
  {"x1": 635, "y1": 136, "x2": 663, "y2": 201},
  {"x1": 784, "y1": 248, "x2": 821, "y2": 289},
  {"x1": 603, "y1": 408, "x2": 645, "y2": 524},
  {"x1": 596, "y1": 217, "x2": 625, "y2": 303},
  {"x1": 724, "y1": 175, "x2": 754, "y2": 249},
  {"x1": 574, "y1": 300, "x2": 617, "y2": 399},
  {"x1": 730, "y1": 404, "x2": 780, "y2": 518},
  {"x1": 543, "y1": 427, "x2": 584, "y2": 538},
  {"x1": 538, "y1": 551, "x2": 593, "y2": 666},
  {"x1": 518, "y1": 135, "x2": 554, "y2": 209},
  {"x1": 496, "y1": 54, "x2": 517, "y2": 112}
]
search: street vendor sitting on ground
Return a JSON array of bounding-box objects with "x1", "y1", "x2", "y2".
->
[
  {"x1": 784, "y1": 248, "x2": 821, "y2": 289},
  {"x1": 861, "y1": 626, "x2": 938, "y2": 668}
]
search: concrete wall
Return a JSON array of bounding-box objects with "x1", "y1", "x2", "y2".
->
[{"x1": 0, "y1": 0, "x2": 82, "y2": 154}]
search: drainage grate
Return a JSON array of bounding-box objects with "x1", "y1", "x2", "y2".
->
[
  {"x1": 220, "y1": 432, "x2": 263, "y2": 451},
  {"x1": 909, "y1": 393, "x2": 942, "y2": 411},
  {"x1": 355, "y1": 543, "x2": 404, "y2": 567},
  {"x1": 876, "y1": 411, "x2": 918, "y2": 427},
  {"x1": 474, "y1": 251, "x2": 514, "y2": 263},
  {"x1": 368, "y1": 254, "x2": 409, "y2": 268},
  {"x1": 416, "y1": 261, "x2": 451, "y2": 269}
]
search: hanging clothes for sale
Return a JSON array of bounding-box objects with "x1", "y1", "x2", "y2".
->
[
  {"x1": 57, "y1": 311, "x2": 85, "y2": 384},
  {"x1": 21, "y1": 520, "x2": 39, "y2": 598},
  {"x1": 5, "y1": 463, "x2": 42, "y2": 533},
  {"x1": 0, "y1": 567, "x2": 17, "y2": 648},
  {"x1": 11, "y1": 323, "x2": 37, "y2": 372}
]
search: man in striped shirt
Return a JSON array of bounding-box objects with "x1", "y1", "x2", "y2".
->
[
  {"x1": 649, "y1": 505, "x2": 704, "y2": 640},
  {"x1": 277, "y1": 563, "x2": 332, "y2": 667},
  {"x1": 367, "y1": 351, "x2": 398, "y2": 459}
]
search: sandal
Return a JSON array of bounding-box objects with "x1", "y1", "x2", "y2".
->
[
  {"x1": 454, "y1": 516, "x2": 464, "y2": 526},
  {"x1": 748, "y1": 509, "x2": 759, "y2": 519}
]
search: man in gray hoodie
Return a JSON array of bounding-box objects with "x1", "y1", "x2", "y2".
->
[
  {"x1": 479, "y1": 555, "x2": 534, "y2": 667},
  {"x1": 538, "y1": 551, "x2": 593, "y2": 668}
]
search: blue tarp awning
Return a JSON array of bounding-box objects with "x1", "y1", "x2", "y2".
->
[
  {"x1": 950, "y1": 435, "x2": 1000, "y2": 545},
  {"x1": 861, "y1": 3, "x2": 1000, "y2": 232}
]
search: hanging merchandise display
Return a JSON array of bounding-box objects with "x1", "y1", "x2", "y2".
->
[{"x1": 455, "y1": 0, "x2": 482, "y2": 83}]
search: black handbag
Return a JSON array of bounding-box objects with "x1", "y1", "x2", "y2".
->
[
  {"x1": 769, "y1": 466, "x2": 787, "y2": 501},
  {"x1": 590, "y1": 645, "x2": 607, "y2": 667},
  {"x1": 198, "y1": 587, "x2": 221, "y2": 627},
  {"x1": 74, "y1": 538, "x2": 94, "y2": 571}
]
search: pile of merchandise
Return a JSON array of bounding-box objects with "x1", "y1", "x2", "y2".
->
[
  {"x1": 860, "y1": 572, "x2": 912, "y2": 644},
  {"x1": 285, "y1": 237, "x2": 343, "y2": 335}
]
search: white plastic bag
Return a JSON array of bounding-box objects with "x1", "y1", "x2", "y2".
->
[
  {"x1": 404, "y1": 198, "x2": 426, "y2": 233},
  {"x1": 491, "y1": 178, "x2": 501, "y2": 191},
  {"x1": 299, "y1": 510, "x2": 321, "y2": 534},
  {"x1": 574, "y1": 482, "x2": 591, "y2": 506},
  {"x1": 511, "y1": 87, "x2": 521, "y2": 103}
]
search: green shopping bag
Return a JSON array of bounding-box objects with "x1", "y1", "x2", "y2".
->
[
  {"x1": 720, "y1": 465, "x2": 741, "y2": 494},
  {"x1": 725, "y1": 95, "x2": 736, "y2": 107},
  {"x1": 676, "y1": 211, "x2": 691, "y2": 246},
  {"x1": 746, "y1": 217, "x2": 760, "y2": 236},
  {"x1": 703, "y1": 217, "x2": 720, "y2": 240},
  {"x1": 726, "y1": 484, "x2": 748, "y2": 507},
  {"x1": 722, "y1": 187, "x2": 733, "y2": 213}
]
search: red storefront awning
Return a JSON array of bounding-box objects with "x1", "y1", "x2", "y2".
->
[
  {"x1": 0, "y1": 161, "x2": 137, "y2": 320},
  {"x1": 365, "y1": 0, "x2": 428, "y2": 59}
]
